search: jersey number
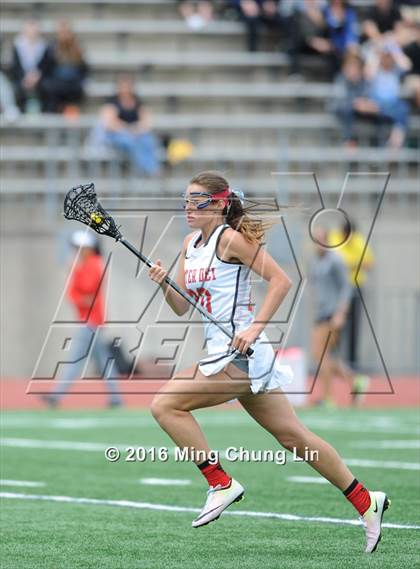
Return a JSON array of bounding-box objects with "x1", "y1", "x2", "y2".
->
[{"x1": 188, "y1": 287, "x2": 212, "y2": 313}]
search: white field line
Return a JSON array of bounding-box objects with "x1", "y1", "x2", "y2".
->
[
  {"x1": 1, "y1": 415, "x2": 419, "y2": 435},
  {"x1": 1, "y1": 437, "x2": 116, "y2": 452},
  {"x1": 139, "y1": 478, "x2": 192, "y2": 486},
  {"x1": 352, "y1": 440, "x2": 420, "y2": 449},
  {"x1": 1, "y1": 492, "x2": 419, "y2": 531},
  {"x1": 343, "y1": 458, "x2": 420, "y2": 471},
  {"x1": 0, "y1": 480, "x2": 45, "y2": 488},
  {"x1": 287, "y1": 476, "x2": 328, "y2": 485},
  {"x1": 2, "y1": 437, "x2": 420, "y2": 471}
]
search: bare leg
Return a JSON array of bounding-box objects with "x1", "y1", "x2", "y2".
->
[
  {"x1": 312, "y1": 322, "x2": 335, "y2": 401},
  {"x1": 150, "y1": 363, "x2": 252, "y2": 464},
  {"x1": 329, "y1": 328, "x2": 354, "y2": 391},
  {"x1": 313, "y1": 323, "x2": 355, "y2": 400},
  {"x1": 239, "y1": 389, "x2": 354, "y2": 490},
  {"x1": 331, "y1": 356, "x2": 354, "y2": 389}
]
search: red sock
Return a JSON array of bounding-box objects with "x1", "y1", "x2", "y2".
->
[
  {"x1": 197, "y1": 460, "x2": 231, "y2": 488},
  {"x1": 343, "y1": 479, "x2": 371, "y2": 515}
]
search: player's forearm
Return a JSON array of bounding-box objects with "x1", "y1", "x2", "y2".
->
[
  {"x1": 252, "y1": 275, "x2": 292, "y2": 334},
  {"x1": 160, "y1": 282, "x2": 189, "y2": 316}
]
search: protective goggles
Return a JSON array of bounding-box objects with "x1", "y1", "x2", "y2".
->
[{"x1": 182, "y1": 189, "x2": 244, "y2": 210}]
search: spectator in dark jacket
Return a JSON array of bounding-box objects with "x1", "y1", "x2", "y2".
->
[
  {"x1": 363, "y1": 0, "x2": 402, "y2": 42},
  {"x1": 287, "y1": 0, "x2": 327, "y2": 76},
  {"x1": 324, "y1": 0, "x2": 359, "y2": 52},
  {"x1": 42, "y1": 20, "x2": 88, "y2": 113},
  {"x1": 287, "y1": 0, "x2": 358, "y2": 78},
  {"x1": 231, "y1": 0, "x2": 282, "y2": 52},
  {"x1": 10, "y1": 19, "x2": 53, "y2": 112}
]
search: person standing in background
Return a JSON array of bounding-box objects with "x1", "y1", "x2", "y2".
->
[
  {"x1": 42, "y1": 231, "x2": 123, "y2": 408},
  {"x1": 328, "y1": 218, "x2": 374, "y2": 382},
  {"x1": 309, "y1": 227, "x2": 366, "y2": 407}
]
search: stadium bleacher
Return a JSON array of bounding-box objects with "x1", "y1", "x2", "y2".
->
[{"x1": 0, "y1": 0, "x2": 418, "y2": 198}]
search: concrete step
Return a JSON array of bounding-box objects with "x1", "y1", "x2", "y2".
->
[
  {"x1": 0, "y1": 129, "x2": 343, "y2": 149},
  {"x1": 80, "y1": 80, "x2": 331, "y2": 113},
  {"x1": 1, "y1": 143, "x2": 417, "y2": 164},
  {"x1": 0, "y1": 0, "x2": 180, "y2": 20},
  {"x1": 1, "y1": 19, "x2": 245, "y2": 55},
  {"x1": 1, "y1": 18, "x2": 244, "y2": 36},
  {"x1": 2, "y1": 48, "x2": 330, "y2": 82},
  {"x1": 2, "y1": 112, "x2": 419, "y2": 134},
  {"x1": 80, "y1": 98, "x2": 324, "y2": 116},
  {"x1": 1, "y1": 176, "x2": 418, "y2": 196}
]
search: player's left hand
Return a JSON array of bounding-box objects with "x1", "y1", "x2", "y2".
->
[{"x1": 230, "y1": 325, "x2": 261, "y2": 354}]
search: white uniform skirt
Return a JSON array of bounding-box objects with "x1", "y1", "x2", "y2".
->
[{"x1": 198, "y1": 326, "x2": 293, "y2": 395}]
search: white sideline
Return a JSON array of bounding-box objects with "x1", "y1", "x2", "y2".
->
[
  {"x1": 1, "y1": 491, "x2": 419, "y2": 531},
  {"x1": 139, "y1": 478, "x2": 192, "y2": 486},
  {"x1": 2, "y1": 438, "x2": 420, "y2": 470},
  {"x1": 0, "y1": 480, "x2": 45, "y2": 487},
  {"x1": 343, "y1": 458, "x2": 420, "y2": 471},
  {"x1": 287, "y1": 476, "x2": 328, "y2": 485},
  {"x1": 352, "y1": 440, "x2": 420, "y2": 449}
]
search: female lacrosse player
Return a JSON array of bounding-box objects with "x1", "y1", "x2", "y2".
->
[{"x1": 148, "y1": 171, "x2": 389, "y2": 553}]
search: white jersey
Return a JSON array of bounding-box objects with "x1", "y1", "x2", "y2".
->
[{"x1": 184, "y1": 223, "x2": 293, "y2": 394}]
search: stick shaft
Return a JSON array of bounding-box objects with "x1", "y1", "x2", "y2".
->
[{"x1": 119, "y1": 238, "x2": 253, "y2": 356}]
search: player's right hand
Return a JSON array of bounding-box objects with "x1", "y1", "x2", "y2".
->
[{"x1": 148, "y1": 259, "x2": 168, "y2": 286}]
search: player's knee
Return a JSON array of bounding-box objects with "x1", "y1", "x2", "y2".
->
[
  {"x1": 150, "y1": 394, "x2": 170, "y2": 424},
  {"x1": 150, "y1": 394, "x2": 185, "y2": 424},
  {"x1": 277, "y1": 425, "x2": 308, "y2": 451}
]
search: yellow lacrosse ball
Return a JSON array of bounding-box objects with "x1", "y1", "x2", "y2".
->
[{"x1": 90, "y1": 213, "x2": 103, "y2": 225}]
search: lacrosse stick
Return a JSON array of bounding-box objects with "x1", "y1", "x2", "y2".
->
[{"x1": 63, "y1": 183, "x2": 253, "y2": 356}]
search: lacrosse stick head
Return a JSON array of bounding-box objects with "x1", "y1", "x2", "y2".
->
[{"x1": 63, "y1": 182, "x2": 122, "y2": 240}]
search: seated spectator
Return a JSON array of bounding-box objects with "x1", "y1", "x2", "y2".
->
[
  {"x1": 393, "y1": 4, "x2": 420, "y2": 109},
  {"x1": 10, "y1": 19, "x2": 53, "y2": 113},
  {"x1": 322, "y1": 0, "x2": 359, "y2": 75},
  {"x1": 231, "y1": 0, "x2": 282, "y2": 52},
  {"x1": 401, "y1": 39, "x2": 420, "y2": 109},
  {"x1": 363, "y1": 0, "x2": 402, "y2": 43},
  {"x1": 329, "y1": 52, "x2": 367, "y2": 147},
  {"x1": 93, "y1": 75, "x2": 160, "y2": 175},
  {"x1": 396, "y1": 0, "x2": 420, "y2": 27},
  {"x1": 42, "y1": 20, "x2": 88, "y2": 114},
  {"x1": 287, "y1": 0, "x2": 328, "y2": 76},
  {"x1": 287, "y1": 0, "x2": 358, "y2": 78},
  {"x1": 344, "y1": 41, "x2": 412, "y2": 149},
  {"x1": 0, "y1": 71, "x2": 20, "y2": 123},
  {"x1": 177, "y1": 1, "x2": 214, "y2": 30}
]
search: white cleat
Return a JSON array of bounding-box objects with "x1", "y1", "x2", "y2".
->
[
  {"x1": 192, "y1": 478, "x2": 244, "y2": 528},
  {"x1": 361, "y1": 491, "x2": 391, "y2": 553}
]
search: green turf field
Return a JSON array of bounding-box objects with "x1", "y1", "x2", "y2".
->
[{"x1": 1, "y1": 407, "x2": 419, "y2": 569}]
